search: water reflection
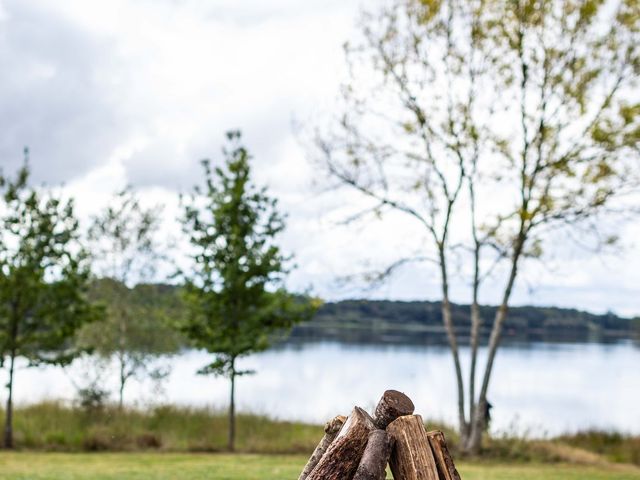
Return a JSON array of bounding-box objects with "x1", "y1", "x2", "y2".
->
[{"x1": 4, "y1": 340, "x2": 639, "y2": 437}]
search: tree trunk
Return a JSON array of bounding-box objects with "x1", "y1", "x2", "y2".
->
[
  {"x1": 426, "y1": 430, "x2": 461, "y2": 480},
  {"x1": 438, "y1": 246, "x2": 467, "y2": 438},
  {"x1": 306, "y1": 406, "x2": 375, "y2": 480},
  {"x1": 465, "y1": 300, "x2": 481, "y2": 451},
  {"x1": 373, "y1": 389, "x2": 414, "y2": 429},
  {"x1": 3, "y1": 350, "x2": 16, "y2": 449},
  {"x1": 118, "y1": 311, "x2": 127, "y2": 409},
  {"x1": 298, "y1": 415, "x2": 347, "y2": 480},
  {"x1": 386, "y1": 414, "x2": 439, "y2": 480},
  {"x1": 466, "y1": 305, "x2": 506, "y2": 454},
  {"x1": 353, "y1": 429, "x2": 393, "y2": 480},
  {"x1": 466, "y1": 399, "x2": 486, "y2": 455},
  {"x1": 467, "y1": 236, "x2": 525, "y2": 453},
  {"x1": 118, "y1": 353, "x2": 126, "y2": 410},
  {"x1": 228, "y1": 359, "x2": 236, "y2": 452},
  {"x1": 467, "y1": 156, "x2": 482, "y2": 452}
]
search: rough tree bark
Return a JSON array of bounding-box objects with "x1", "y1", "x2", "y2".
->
[
  {"x1": 353, "y1": 429, "x2": 393, "y2": 480},
  {"x1": 373, "y1": 389, "x2": 415, "y2": 429},
  {"x1": 387, "y1": 414, "x2": 439, "y2": 480},
  {"x1": 427, "y1": 430, "x2": 461, "y2": 480},
  {"x1": 306, "y1": 407, "x2": 375, "y2": 480},
  {"x1": 298, "y1": 415, "x2": 347, "y2": 480}
]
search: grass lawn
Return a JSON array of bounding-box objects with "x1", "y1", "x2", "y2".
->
[{"x1": 0, "y1": 453, "x2": 639, "y2": 480}]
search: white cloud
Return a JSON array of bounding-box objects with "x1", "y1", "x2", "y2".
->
[{"x1": 0, "y1": 0, "x2": 638, "y2": 317}]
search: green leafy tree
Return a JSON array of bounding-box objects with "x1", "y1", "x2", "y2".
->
[
  {"x1": 77, "y1": 279, "x2": 184, "y2": 408},
  {"x1": 180, "y1": 131, "x2": 317, "y2": 451},
  {"x1": 82, "y1": 188, "x2": 176, "y2": 408},
  {"x1": 0, "y1": 155, "x2": 98, "y2": 448},
  {"x1": 317, "y1": 0, "x2": 639, "y2": 453}
]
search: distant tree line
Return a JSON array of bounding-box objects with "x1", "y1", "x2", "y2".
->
[
  {"x1": 85, "y1": 285, "x2": 638, "y2": 346},
  {"x1": 301, "y1": 299, "x2": 639, "y2": 345}
]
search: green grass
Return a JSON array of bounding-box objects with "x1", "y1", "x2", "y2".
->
[
  {"x1": 3, "y1": 402, "x2": 639, "y2": 469},
  {"x1": 557, "y1": 430, "x2": 640, "y2": 465},
  {"x1": 4, "y1": 402, "x2": 320, "y2": 453},
  {"x1": 0, "y1": 453, "x2": 638, "y2": 479}
]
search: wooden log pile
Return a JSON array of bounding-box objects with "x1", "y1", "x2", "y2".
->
[{"x1": 299, "y1": 390, "x2": 461, "y2": 480}]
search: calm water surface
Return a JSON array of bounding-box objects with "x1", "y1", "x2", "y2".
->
[{"x1": 5, "y1": 341, "x2": 639, "y2": 436}]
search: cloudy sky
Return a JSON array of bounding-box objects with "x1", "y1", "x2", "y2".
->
[{"x1": 1, "y1": 0, "x2": 639, "y2": 317}]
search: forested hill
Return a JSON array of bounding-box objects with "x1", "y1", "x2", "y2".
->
[
  {"x1": 290, "y1": 299, "x2": 639, "y2": 345},
  {"x1": 98, "y1": 282, "x2": 638, "y2": 346}
]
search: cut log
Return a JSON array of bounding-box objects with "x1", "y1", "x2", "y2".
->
[
  {"x1": 387, "y1": 414, "x2": 439, "y2": 480},
  {"x1": 426, "y1": 430, "x2": 461, "y2": 480},
  {"x1": 353, "y1": 429, "x2": 393, "y2": 480},
  {"x1": 298, "y1": 415, "x2": 347, "y2": 480},
  {"x1": 373, "y1": 390, "x2": 415, "y2": 429},
  {"x1": 306, "y1": 407, "x2": 375, "y2": 480}
]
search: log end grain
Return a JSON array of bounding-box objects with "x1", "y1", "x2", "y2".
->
[
  {"x1": 325, "y1": 415, "x2": 348, "y2": 435},
  {"x1": 373, "y1": 390, "x2": 416, "y2": 429}
]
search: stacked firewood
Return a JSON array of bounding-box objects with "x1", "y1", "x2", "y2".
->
[{"x1": 298, "y1": 390, "x2": 461, "y2": 480}]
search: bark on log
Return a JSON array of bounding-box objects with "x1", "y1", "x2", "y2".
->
[
  {"x1": 387, "y1": 415, "x2": 439, "y2": 480},
  {"x1": 353, "y1": 429, "x2": 393, "y2": 480},
  {"x1": 298, "y1": 415, "x2": 347, "y2": 480},
  {"x1": 373, "y1": 390, "x2": 415, "y2": 429},
  {"x1": 426, "y1": 430, "x2": 461, "y2": 480},
  {"x1": 306, "y1": 407, "x2": 375, "y2": 480}
]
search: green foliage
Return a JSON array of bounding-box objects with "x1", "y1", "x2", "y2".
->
[
  {"x1": 87, "y1": 187, "x2": 163, "y2": 285},
  {"x1": 180, "y1": 131, "x2": 316, "y2": 376},
  {"x1": 0, "y1": 156, "x2": 99, "y2": 446},
  {"x1": 82, "y1": 188, "x2": 174, "y2": 406},
  {"x1": 76, "y1": 383, "x2": 110, "y2": 413},
  {"x1": 180, "y1": 131, "x2": 316, "y2": 450},
  {"x1": 80, "y1": 280, "x2": 183, "y2": 357},
  {"x1": 336, "y1": 0, "x2": 640, "y2": 244},
  {"x1": 0, "y1": 160, "x2": 97, "y2": 366},
  {"x1": 76, "y1": 280, "x2": 185, "y2": 405}
]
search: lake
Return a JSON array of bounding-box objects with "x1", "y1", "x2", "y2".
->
[{"x1": 5, "y1": 340, "x2": 639, "y2": 437}]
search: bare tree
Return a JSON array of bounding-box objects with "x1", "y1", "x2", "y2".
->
[{"x1": 316, "y1": 0, "x2": 639, "y2": 453}]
